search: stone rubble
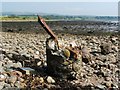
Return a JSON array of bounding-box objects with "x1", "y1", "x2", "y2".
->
[{"x1": 0, "y1": 32, "x2": 119, "y2": 89}]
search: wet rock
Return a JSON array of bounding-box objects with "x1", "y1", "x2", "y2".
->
[{"x1": 47, "y1": 76, "x2": 55, "y2": 84}]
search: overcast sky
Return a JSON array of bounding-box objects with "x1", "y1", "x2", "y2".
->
[{"x1": 1, "y1": 2, "x2": 118, "y2": 16}]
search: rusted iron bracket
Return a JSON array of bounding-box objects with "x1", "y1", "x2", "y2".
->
[
  {"x1": 37, "y1": 15, "x2": 80, "y2": 59},
  {"x1": 38, "y1": 15, "x2": 59, "y2": 49},
  {"x1": 38, "y1": 15, "x2": 58, "y2": 41}
]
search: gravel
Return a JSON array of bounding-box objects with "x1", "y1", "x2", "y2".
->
[{"x1": 0, "y1": 30, "x2": 119, "y2": 89}]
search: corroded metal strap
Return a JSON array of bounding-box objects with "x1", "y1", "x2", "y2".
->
[
  {"x1": 38, "y1": 15, "x2": 59, "y2": 49},
  {"x1": 38, "y1": 15, "x2": 58, "y2": 41}
]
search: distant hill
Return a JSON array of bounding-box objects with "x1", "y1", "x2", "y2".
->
[
  {"x1": 1, "y1": 12, "x2": 48, "y2": 16},
  {"x1": 1, "y1": 12, "x2": 118, "y2": 22}
]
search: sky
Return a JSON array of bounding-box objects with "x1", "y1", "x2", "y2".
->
[
  {"x1": 1, "y1": 1, "x2": 118, "y2": 16},
  {"x1": 1, "y1": 0, "x2": 119, "y2": 2}
]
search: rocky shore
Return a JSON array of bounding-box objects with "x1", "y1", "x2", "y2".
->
[{"x1": 0, "y1": 30, "x2": 119, "y2": 90}]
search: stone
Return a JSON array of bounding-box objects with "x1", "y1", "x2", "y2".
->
[
  {"x1": 36, "y1": 51, "x2": 40, "y2": 55},
  {"x1": 15, "y1": 81, "x2": 21, "y2": 88},
  {"x1": 7, "y1": 53, "x2": 13, "y2": 59},
  {"x1": 13, "y1": 62, "x2": 22, "y2": 68},
  {"x1": 0, "y1": 66, "x2": 5, "y2": 73},
  {"x1": 105, "y1": 77, "x2": 111, "y2": 81},
  {"x1": 112, "y1": 46, "x2": 118, "y2": 52},
  {"x1": 34, "y1": 54, "x2": 40, "y2": 59},
  {"x1": 20, "y1": 51, "x2": 31, "y2": 60},
  {"x1": 18, "y1": 67, "x2": 36, "y2": 75},
  {"x1": 96, "y1": 84, "x2": 106, "y2": 89},
  {"x1": 43, "y1": 62, "x2": 47, "y2": 67},
  {"x1": 37, "y1": 61, "x2": 42, "y2": 66},
  {"x1": 4, "y1": 83, "x2": 11, "y2": 88},
  {"x1": 63, "y1": 49, "x2": 70, "y2": 58},
  {"x1": 111, "y1": 37, "x2": 118, "y2": 43},
  {"x1": 14, "y1": 81, "x2": 25, "y2": 88},
  {"x1": 105, "y1": 81, "x2": 112, "y2": 88},
  {"x1": 43, "y1": 88, "x2": 48, "y2": 90},
  {"x1": 100, "y1": 43, "x2": 111, "y2": 55},
  {"x1": 12, "y1": 52, "x2": 20, "y2": 60},
  {"x1": 0, "y1": 81, "x2": 5, "y2": 90},
  {"x1": 18, "y1": 77, "x2": 24, "y2": 82},
  {"x1": 28, "y1": 48, "x2": 34, "y2": 54},
  {"x1": 8, "y1": 75, "x2": 17, "y2": 84},
  {"x1": 81, "y1": 46, "x2": 91, "y2": 63},
  {"x1": 0, "y1": 61, "x2": 3, "y2": 67},
  {"x1": 108, "y1": 54, "x2": 116, "y2": 63},
  {"x1": 39, "y1": 77, "x2": 44, "y2": 83},
  {"x1": 72, "y1": 60, "x2": 82, "y2": 72},
  {"x1": 5, "y1": 60, "x2": 14, "y2": 68},
  {"x1": 0, "y1": 74, "x2": 6, "y2": 81},
  {"x1": 47, "y1": 76, "x2": 55, "y2": 84},
  {"x1": 11, "y1": 71, "x2": 23, "y2": 77}
]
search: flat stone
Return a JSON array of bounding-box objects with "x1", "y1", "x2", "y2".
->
[{"x1": 18, "y1": 67, "x2": 36, "y2": 75}]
